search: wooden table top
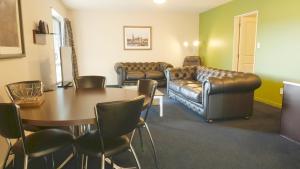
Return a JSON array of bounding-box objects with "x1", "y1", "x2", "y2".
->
[{"x1": 20, "y1": 88, "x2": 140, "y2": 126}]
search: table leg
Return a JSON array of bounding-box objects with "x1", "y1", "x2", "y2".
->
[{"x1": 159, "y1": 96, "x2": 163, "y2": 117}]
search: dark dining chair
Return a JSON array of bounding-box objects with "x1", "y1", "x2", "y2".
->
[
  {"x1": 136, "y1": 79, "x2": 159, "y2": 168},
  {"x1": 74, "y1": 76, "x2": 106, "y2": 89},
  {"x1": 0, "y1": 103, "x2": 74, "y2": 169},
  {"x1": 73, "y1": 76, "x2": 106, "y2": 135},
  {"x1": 5, "y1": 81, "x2": 48, "y2": 132},
  {"x1": 75, "y1": 96, "x2": 145, "y2": 169}
]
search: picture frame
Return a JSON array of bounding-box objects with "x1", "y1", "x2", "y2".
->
[
  {"x1": 0, "y1": 0, "x2": 25, "y2": 59},
  {"x1": 123, "y1": 26, "x2": 152, "y2": 50}
]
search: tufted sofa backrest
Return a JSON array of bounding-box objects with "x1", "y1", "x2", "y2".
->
[
  {"x1": 122, "y1": 62, "x2": 160, "y2": 72},
  {"x1": 168, "y1": 66, "x2": 197, "y2": 80},
  {"x1": 196, "y1": 66, "x2": 245, "y2": 83}
]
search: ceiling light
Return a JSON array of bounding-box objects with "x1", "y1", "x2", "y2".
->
[{"x1": 154, "y1": 0, "x2": 166, "y2": 5}]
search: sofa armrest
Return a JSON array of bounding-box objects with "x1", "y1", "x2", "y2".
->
[
  {"x1": 158, "y1": 62, "x2": 173, "y2": 72},
  {"x1": 114, "y1": 63, "x2": 128, "y2": 86},
  {"x1": 114, "y1": 62, "x2": 128, "y2": 74},
  {"x1": 203, "y1": 74, "x2": 262, "y2": 95}
]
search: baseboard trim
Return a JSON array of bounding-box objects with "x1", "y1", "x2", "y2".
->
[{"x1": 254, "y1": 97, "x2": 282, "y2": 109}]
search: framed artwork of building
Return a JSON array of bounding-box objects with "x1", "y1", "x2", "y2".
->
[
  {"x1": 123, "y1": 26, "x2": 152, "y2": 50},
  {"x1": 0, "y1": 0, "x2": 25, "y2": 59}
]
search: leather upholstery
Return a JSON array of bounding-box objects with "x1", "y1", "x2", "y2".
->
[
  {"x1": 166, "y1": 66, "x2": 262, "y2": 121},
  {"x1": 168, "y1": 66, "x2": 197, "y2": 81},
  {"x1": 75, "y1": 131, "x2": 129, "y2": 157},
  {"x1": 115, "y1": 62, "x2": 173, "y2": 86},
  {"x1": 168, "y1": 80, "x2": 199, "y2": 92},
  {"x1": 74, "y1": 76, "x2": 106, "y2": 89},
  {"x1": 127, "y1": 71, "x2": 145, "y2": 80},
  {"x1": 75, "y1": 96, "x2": 145, "y2": 157},
  {"x1": 183, "y1": 56, "x2": 202, "y2": 67},
  {"x1": 0, "y1": 103, "x2": 22, "y2": 139},
  {"x1": 12, "y1": 129, "x2": 74, "y2": 158},
  {"x1": 179, "y1": 83, "x2": 202, "y2": 103},
  {"x1": 137, "y1": 79, "x2": 158, "y2": 121},
  {"x1": 0, "y1": 103, "x2": 74, "y2": 162},
  {"x1": 145, "y1": 71, "x2": 164, "y2": 79}
]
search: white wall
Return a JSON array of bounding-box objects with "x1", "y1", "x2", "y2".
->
[
  {"x1": 0, "y1": 0, "x2": 68, "y2": 167},
  {"x1": 0, "y1": 0, "x2": 68, "y2": 102},
  {"x1": 70, "y1": 10, "x2": 199, "y2": 85}
]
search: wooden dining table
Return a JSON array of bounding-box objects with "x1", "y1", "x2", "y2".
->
[{"x1": 20, "y1": 87, "x2": 142, "y2": 127}]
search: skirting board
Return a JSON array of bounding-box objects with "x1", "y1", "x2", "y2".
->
[{"x1": 255, "y1": 97, "x2": 282, "y2": 109}]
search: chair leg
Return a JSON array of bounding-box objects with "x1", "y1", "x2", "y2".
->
[
  {"x1": 85, "y1": 156, "x2": 88, "y2": 169},
  {"x1": 130, "y1": 144, "x2": 141, "y2": 169},
  {"x1": 81, "y1": 155, "x2": 85, "y2": 169},
  {"x1": 23, "y1": 155, "x2": 29, "y2": 169},
  {"x1": 72, "y1": 146, "x2": 79, "y2": 169},
  {"x1": 130, "y1": 129, "x2": 136, "y2": 143},
  {"x1": 51, "y1": 153, "x2": 55, "y2": 169},
  {"x1": 101, "y1": 154, "x2": 105, "y2": 169},
  {"x1": 2, "y1": 148, "x2": 11, "y2": 169},
  {"x1": 43, "y1": 156, "x2": 49, "y2": 169},
  {"x1": 144, "y1": 123, "x2": 159, "y2": 169},
  {"x1": 137, "y1": 127, "x2": 144, "y2": 152}
]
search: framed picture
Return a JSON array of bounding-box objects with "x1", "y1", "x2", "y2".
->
[
  {"x1": 0, "y1": 0, "x2": 25, "y2": 59},
  {"x1": 123, "y1": 26, "x2": 152, "y2": 50}
]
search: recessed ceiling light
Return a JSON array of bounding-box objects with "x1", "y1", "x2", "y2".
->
[{"x1": 154, "y1": 0, "x2": 166, "y2": 5}]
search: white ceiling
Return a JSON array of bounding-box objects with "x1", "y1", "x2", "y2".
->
[{"x1": 62, "y1": 0, "x2": 231, "y2": 13}]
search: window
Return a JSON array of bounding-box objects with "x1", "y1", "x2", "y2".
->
[{"x1": 51, "y1": 9, "x2": 64, "y2": 84}]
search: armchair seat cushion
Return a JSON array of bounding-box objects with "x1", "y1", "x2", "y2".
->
[
  {"x1": 169, "y1": 80, "x2": 199, "y2": 92},
  {"x1": 126, "y1": 71, "x2": 145, "y2": 80},
  {"x1": 180, "y1": 84, "x2": 202, "y2": 103},
  {"x1": 145, "y1": 71, "x2": 164, "y2": 79}
]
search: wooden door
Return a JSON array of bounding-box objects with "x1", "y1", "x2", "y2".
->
[{"x1": 237, "y1": 15, "x2": 257, "y2": 73}]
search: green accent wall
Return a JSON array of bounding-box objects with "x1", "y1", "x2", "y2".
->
[{"x1": 199, "y1": 0, "x2": 300, "y2": 108}]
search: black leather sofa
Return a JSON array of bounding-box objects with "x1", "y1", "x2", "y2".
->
[
  {"x1": 165, "y1": 66, "x2": 261, "y2": 122},
  {"x1": 114, "y1": 62, "x2": 173, "y2": 87}
]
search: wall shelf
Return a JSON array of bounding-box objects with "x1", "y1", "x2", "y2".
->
[{"x1": 33, "y1": 30, "x2": 55, "y2": 45}]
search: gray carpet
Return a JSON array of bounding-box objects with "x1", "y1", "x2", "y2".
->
[{"x1": 12, "y1": 91, "x2": 300, "y2": 169}]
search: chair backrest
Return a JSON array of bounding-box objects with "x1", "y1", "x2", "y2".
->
[
  {"x1": 6, "y1": 81, "x2": 43, "y2": 101},
  {"x1": 95, "y1": 96, "x2": 145, "y2": 141},
  {"x1": 74, "y1": 76, "x2": 106, "y2": 89},
  {"x1": 137, "y1": 79, "x2": 158, "y2": 120},
  {"x1": 0, "y1": 103, "x2": 25, "y2": 140},
  {"x1": 183, "y1": 56, "x2": 202, "y2": 67}
]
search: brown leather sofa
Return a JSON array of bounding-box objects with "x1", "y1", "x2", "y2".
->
[
  {"x1": 115, "y1": 62, "x2": 173, "y2": 86},
  {"x1": 165, "y1": 66, "x2": 261, "y2": 122}
]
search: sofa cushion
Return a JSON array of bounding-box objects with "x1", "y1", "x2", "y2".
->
[
  {"x1": 169, "y1": 80, "x2": 199, "y2": 92},
  {"x1": 145, "y1": 71, "x2": 164, "y2": 79},
  {"x1": 127, "y1": 71, "x2": 145, "y2": 80},
  {"x1": 180, "y1": 83, "x2": 202, "y2": 103}
]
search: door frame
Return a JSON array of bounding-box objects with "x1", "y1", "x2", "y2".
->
[{"x1": 232, "y1": 10, "x2": 258, "y2": 72}]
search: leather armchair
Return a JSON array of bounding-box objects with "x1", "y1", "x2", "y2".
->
[
  {"x1": 115, "y1": 62, "x2": 173, "y2": 87},
  {"x1": 183, "y1": 56, "x2": 202, "y2": 67},
  {"x1": 165, "y1": 66, "x2": 261, "y2": 122}
]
